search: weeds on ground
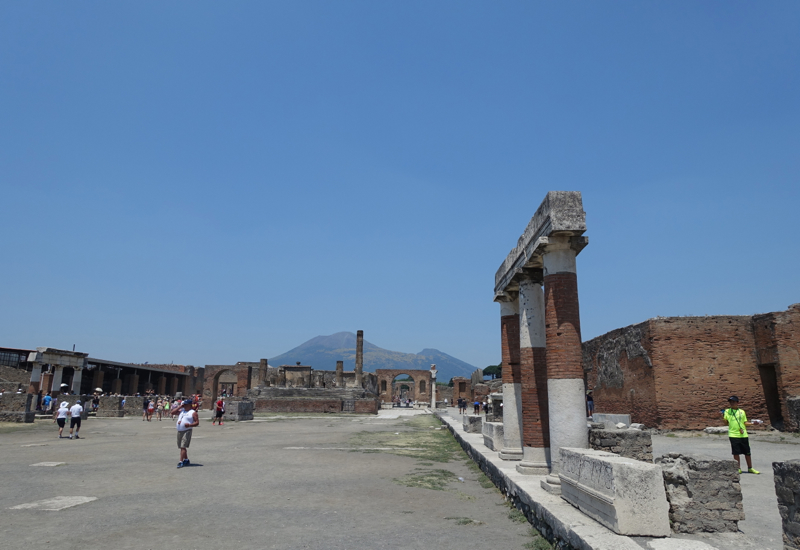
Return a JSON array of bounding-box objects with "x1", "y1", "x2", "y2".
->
[
  {"x1": 523, "y1": 528, "x2": 553, "y2": 550},
  {"x1": 444, "y1": 517, "x2": 483, "y2": 526},
  {"x1": 508, "y1": 507, "x2": 528, "y2": 523},
  {"x1": 393, "y1": 468, "x2": 457, "y2": 490},
  {"x1": 349, "y1": 415, "x2": 461, "y2": 462}
]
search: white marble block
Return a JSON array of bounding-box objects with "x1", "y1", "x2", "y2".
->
[{"x1": 559, "y1": 447, "x2": 670, "y2": 537}]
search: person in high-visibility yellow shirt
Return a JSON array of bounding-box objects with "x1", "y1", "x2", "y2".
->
[{"x1": 722, "y1": 395, "x2": 762, "y2": 474}]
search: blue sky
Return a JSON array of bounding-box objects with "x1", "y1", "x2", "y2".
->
[{"x1": 2, "y1": 2, "x2": 798, "y2": 369}]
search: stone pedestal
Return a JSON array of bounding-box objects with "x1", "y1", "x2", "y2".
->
[
  {"x1": 222, "y1": 400, "x2": 254, "y2": 422},
  {"x1": 560, "y1": 447, "x2": 670, "y2": 537},
  {"x1": 463, "y1": 415, "x2": 483, "y2": 434}
]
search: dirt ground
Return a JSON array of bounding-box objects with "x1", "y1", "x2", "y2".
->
[{"x1": 0, "y1": 411, "x2": 549, "y2": 550}]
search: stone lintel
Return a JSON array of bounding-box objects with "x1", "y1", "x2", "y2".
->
[{"x1": 495, "y1": 191, "x2": 588, "y2": 297}]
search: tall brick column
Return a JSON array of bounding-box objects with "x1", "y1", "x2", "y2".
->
[
  {"x1": 498, "y1": 295, "x2": 523, "y2": 460},
  {"x1": 355, "y1": 330, "x2": 364, "y2": 387},
  {"x1": 92, "y1": 369, "x2": 104, "y2": 393},
  {"x1": 516, "y1": 272, "x2": 550, "y2": 475},
  {"x1": 541, "y1": 236, "x2": 588, "y2": 493}
]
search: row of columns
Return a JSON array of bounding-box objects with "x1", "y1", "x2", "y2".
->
[
  {"x1": 28, "y1": 365, "x2": 193, "y2": 397},
  {"x1": 497, "y1": 236, "x2": 588, "y2": 492}
]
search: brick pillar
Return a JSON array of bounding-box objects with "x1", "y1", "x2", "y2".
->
[
  {"x1": 111, "y1": 378, "x2": 122, "y2": 394},
  {"x1": 92, "y1": 369, "x2": 104, "y2": 393},
  {"x1": 542, "y1": 236, "x2": 587, "y2": 493},
  {"x1": 355, "y1": 330, "x2": 364, "y2": 387},
  {"x1": 41, "y1": 371, "x2": 53, "y2": 395},
  {"x1": 498, "y1": 295, "x2": 523, "y2": 460},
  {"x1": 517, "y1": 272, "x2": 550, "y2": 475},
  {"x1": 126, "y1": 374, "x2": 139, "y2": 395},
  {"x1": 157, "y1": 375, "x2": 167, "y2": 395},
  {"x1": 259, "y1": 359, "x2": 268, "y2": 386},
  {"x1": 336, "y1": 361, "x2": 343, "y2": 387},
  {"x1": 169, "y1": 377, "x2": 179, "y2": 396},
  {"x1": 183, "y1": 367, "x2": 195, "y2": 395},
  {"x1": 28, "y1": 363, "x2": 42, "y2": 394}
]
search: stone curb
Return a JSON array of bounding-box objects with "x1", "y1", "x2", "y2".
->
[{"x1": 435, "y1": 411, "x2": 647, "y2": 550}]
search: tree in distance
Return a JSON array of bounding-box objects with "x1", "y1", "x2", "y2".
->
[{"x1": 483, "y1": 365, "x2": 501, "y2": 380}]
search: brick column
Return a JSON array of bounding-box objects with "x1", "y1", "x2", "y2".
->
[
  {"x1": 111, "y1": 378, "x2": 122, "y2": 395},
  {"x1": 355, "y1": 330, "x2": 364, "y2": 387},
  {"x1": 516, "y1": 272, "x2": 550, "y2": 475},
  {"x1": 169, "y1": 376, "x2": 179, "y2": 396},
  {"x1": 541, "y1": 236, "x2": 588, "y2": 494},
  {"x1": 498, "y1": 295, "x2": 523, "y2": 460},
  {"x1": 157, "y1": 375, "x2": 167, "y2": 395}
]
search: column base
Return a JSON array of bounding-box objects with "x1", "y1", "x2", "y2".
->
[
  {"x1": 540, "y1": 474, "x2": 562, "y2": 495},
  {"x1": 516, "y1": 462, "x2": 549, "y2": 475},
  {"x1": 499, "y1": 448, "x2": 523, "y2": 461}
]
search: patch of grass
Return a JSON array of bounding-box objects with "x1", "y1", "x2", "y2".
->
[
  {"x1": 508, "y1": 507, "x2": 528, "y2": 523},
  {"x1": 393, "y1": 468, "x2": 458, "y2": 491},
  {"x1": 454, "y1": 490, "x2": 477, "y2": 501},
  {"x1": 401, "y1": 511, "x2": 413, "y2": 514},
  {"x1": 522, "y1": 528, "x2": 552, "y2": 550},
  {"x1": 417, "y1": 462, "x2": 434, "y2": 466},
  {"x1": 444, "y1": 517, "x2": 483, "y2": 526},
  {"x1": 349, "y1": 415, "x2": 461, "y2": 462},
  {"x1": 665, "y1": 433, "x2": 677, "y2": 438}
]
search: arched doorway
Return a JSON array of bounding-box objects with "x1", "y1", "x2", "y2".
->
[{"x1": 211, "y1": 369, "x2": 238, "y2": 405}]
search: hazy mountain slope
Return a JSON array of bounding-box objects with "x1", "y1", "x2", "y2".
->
[{"x1": 269, "y1": 332, "x2": 478, "y2": 382}]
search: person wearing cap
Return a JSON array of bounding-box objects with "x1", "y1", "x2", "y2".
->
[
  {"x1": 53, "y1": 401, "x2": 70, "y2": 438},
  {"x1": 68, "y1": 400, "x2": 84, "y2": 439},
  {"x1": 171, "y1": 398, "x2": 199, "y2": 468},
  {"x1": 722, "y1": 396, "x2": 762, "y2": 474}
]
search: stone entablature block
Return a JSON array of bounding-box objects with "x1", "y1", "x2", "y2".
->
[
  {"x1": 589, "y1": 428, "x2": 653, "y2": 462},
  {"x1": 494, "y1": 191, "x2": 587, "y2": 299},
  {"x1": 559, "y1": 447, "x2": 670, "y2": 537}
]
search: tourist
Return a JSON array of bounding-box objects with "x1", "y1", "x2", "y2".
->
[
  {"x1": 68, "y1": 400, "x2": 83, "y2": 439},
  {"x1": 164, "y1": 399, "x2": 170, "y2": 418},
  {"x1": 473, "y1": 401, "x2": 480, "y2": 415},
  {"x1": 53, "y1": 401, "x2": 70, "y2": 438},
  {"x1": 722, "y1": 396, "x2": 763, "y2": 474},
  {"x1": 147, "y1": 397, "x2": 155, "y2": 421},
  {"x1": 212, "y1": 397, "x2": 225, "y2": 425},
  {"x1": 172, "y1": 398, "x2": 199, "y2": 468},
  {"x1": 586, "y1": 390, "x2": 594, "y2": 419},
  {"x1": 155, "y1": 397, "x2": 163, "y2": 421},
  {"x1": 142, "y1": 396, "x2": 150, "y2": 421},
  {"x1": 43, "y1": 392, "x2": 52, "y2": 413}
]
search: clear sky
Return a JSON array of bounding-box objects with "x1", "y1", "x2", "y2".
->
[{"x1": 2, "y1": 2, "x2": 798, "y2": 369}]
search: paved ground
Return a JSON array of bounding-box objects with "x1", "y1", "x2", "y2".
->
[
  {"x1": 651, "y1": 430, "x2": 799, "y2": 550},
  {"x1": 0, "y1": 410, "x2": 542, "y2": 550}
]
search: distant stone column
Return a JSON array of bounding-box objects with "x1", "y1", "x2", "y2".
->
[
  {"x1": 51, "y1": 366, "x2": 64, "y2": 396},
  {"x1": 28, "y1": 363, "x2": 42, "y2": 394},
  {"x1": 71, "y1": 367, "x2": 83, "y2": 395},
  {"x1": 92, "y1": 369, "x2": 104, "y2": 393},
  {"x1": 541, "y1": 236, "x2": 588, "y2": 494},
  {"x1": 498, "y1": 295, "x2": 523, "y2": 461},
  {"x1": 355, "y1": 330, "x2": 364, "y2": 387},
  {"x1": 517, "y1": 271, "x2": 550, "y2": 475},
  {"x1": 336, "y1": 361, "x2": 343, "y2": 387},
  {"x1": 430, "y1": 365, "x2": 438, "y2": 409}
]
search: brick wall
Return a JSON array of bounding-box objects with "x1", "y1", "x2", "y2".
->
[
  {"x1": 520, "y1": 347, "x2": 549, "y2": 448},
  {"x1": 650, "y1": 317, "x2": 767, "y2": 430},
  {"x1": 252, "y1": 398, "x2": 378, "y2": 414},
  {"x1": 769, "y1": 306, "x2": 800, "y2": 430},
  {"x1": 544, "y1": 273, "x2": 582, "y2": 379},
  {"x1": 584, "y1": 321, "x2": 659, "y2": 427}
]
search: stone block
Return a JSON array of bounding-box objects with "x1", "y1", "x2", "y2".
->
[
  {"x1": 122, "y1": 396, "x2": 144, "y2": 417},
  {"x1": 593, "y1": 413, "x2": 631, "y2": 427},
  {"x1": 482, "y1": 421, "x2": 503, "y2": 451},
  {"x1": 656, "y1": 453, "x2": 744, "y2": 533},
  {"x1": 463, "y1": 414, "x2": 483, "y2": 434},
  {"x1": 589, "y1": 428, "x2": 653, "y2": 462},
  {"x1": 223, "y1": 400, "x2": 254, "y2": 421},
  {"x1": 97, "y1": 396, "x2": 124, "y2": 417},
  {"x1": 703, "y1": 426, "x2": 728, "y2": 434},
  {"x1": 559, "y1": 447, "x2": 670, "y2": 537},
  {"x1": 773, "y1": 458, "x2": 800, "y2": 549}
]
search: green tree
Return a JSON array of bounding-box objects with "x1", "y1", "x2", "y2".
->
[{"x1": 483, "y1": 364, "x2": 501, "y2": 379}]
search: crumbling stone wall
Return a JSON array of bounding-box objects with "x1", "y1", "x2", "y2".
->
[
  {"x1": 754, "y1": 305, "x2": 800, "y2": 431},
  {"x1": 656, "y1": 453, "x2": 744, "y2": 533},
  {"x1": 0, "y1": 364, "x2": 30, "y2": 388},
  {"x1": 0, "y1": 393, "x2": 35, "y2": 422},
  {"x1": 97, "y1": 396, "x2": 124, "y2": 417},
  {"x1": 773, "y1": 458, "x2": 800, "y2": 550},
  {"x1": 589, "y1": 428, "x2": 652, "y2": 462}
]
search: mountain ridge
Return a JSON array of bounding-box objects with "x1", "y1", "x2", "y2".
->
[{"x1": 269, "y1": 332, "x2": 478, "y2": 382}]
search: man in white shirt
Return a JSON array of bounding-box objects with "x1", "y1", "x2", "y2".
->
[
  {"x1": 68, "y1": 401, "x2": 84, "y2": 439},
  {"x1": 171, "y1": 399, "x2": 199, "y2": 468}
]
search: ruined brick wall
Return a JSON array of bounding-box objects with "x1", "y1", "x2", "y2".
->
[
  {"x1": 0, "y1": 364, "x2": 31, "y2": 388},
  {"x1": 253, "y1": 398, "x2": 343, "y2": 413},
  {"x1": 353, "y1": 399, "x2": 379, "y2": 414},
  {"x1": 649, "y1": 317, "x2": 767, "y2": 430},
  {"x1": 583, "y1": 321, "x2": 659, "y2": 427},
  {"x1": 450, "y1": 377, "x2": 471, "y2": 404},
  {"x1": 203, "y1": 365, "x2": 252, "y2": 408}
]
